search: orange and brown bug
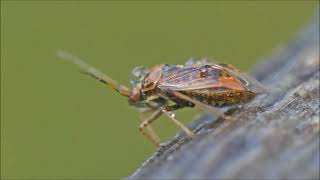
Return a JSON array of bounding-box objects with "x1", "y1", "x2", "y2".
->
[{"x1": 57, "y1": 51, "x2": 267, "y2": 147}]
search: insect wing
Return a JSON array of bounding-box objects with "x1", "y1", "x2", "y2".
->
[
  {"x1": 158, "y1": 66, "x2": 224, "y2": 91},
  {"x1": 158, "y1": 64, "x2": 267, "y2": 93},
  {"x1": 215, "y1": 64, "x2": 268, "y2": 94},
  {"x1": 183, "y1": 59, "x2": 267, "y2": 93}
]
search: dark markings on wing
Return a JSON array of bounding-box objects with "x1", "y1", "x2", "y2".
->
[
  {"x1": 157, "y1": 63, "x2": 267, "y2": 93},
  {"x1": 158, "y1": 65, "x2": 222, "y2": 91}
]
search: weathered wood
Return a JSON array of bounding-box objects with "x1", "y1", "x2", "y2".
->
[{"x1": 129, "y1": 13, "x2": 319, "y2": 180}]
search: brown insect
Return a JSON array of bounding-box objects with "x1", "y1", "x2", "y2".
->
[{"x1": 57, "y1": 50, "x2": 267, "y2": 147}]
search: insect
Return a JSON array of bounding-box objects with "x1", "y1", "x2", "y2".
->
[{"x1": 57, "y1": 50, "x2": 267, "y2": 147}]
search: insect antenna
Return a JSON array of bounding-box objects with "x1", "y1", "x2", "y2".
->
[{"x1": 57, "y1": 50, "x2": 131, "y2": 97}]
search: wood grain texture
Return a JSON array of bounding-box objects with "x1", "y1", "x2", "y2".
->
[{"x1": 129, "y1": 12, "x2": 319, "y2": 180}]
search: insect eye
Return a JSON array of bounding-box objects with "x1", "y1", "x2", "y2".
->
[{"x1": 129, "y1": 88, "x2": 142, "y2": 102}]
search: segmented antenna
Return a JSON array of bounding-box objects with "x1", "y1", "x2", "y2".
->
[{"x1": 56, "y1": 50, "x2": 131, "y2": 97}]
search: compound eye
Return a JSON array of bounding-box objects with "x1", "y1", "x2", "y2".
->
[{"x1": 129, "y1": 88, "x2": 141, "y2": 102}]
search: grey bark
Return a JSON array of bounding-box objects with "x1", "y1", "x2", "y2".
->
[{"x1": 129, "y1": 13, "x2": 320, "y2": 180}]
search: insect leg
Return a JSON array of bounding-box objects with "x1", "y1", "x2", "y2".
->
[
  {"x1": 139, "y1": 108, "x2": 163, "y2": 147},
  {"x1": 161, "y1": 106, "x2": 194, "y2": 138},
  {"x1": 169, "y1": 91, "x2": 230, "y2": 120},
  {"x1": 57, "y1": 50, "x2": 131, "y2": 97},
  {"x1": 139, "y1": 108, "x2": 161, "y2": 145}
]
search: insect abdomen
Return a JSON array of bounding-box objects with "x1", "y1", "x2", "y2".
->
[{"x1": 183, "y1": 90, "x2": 255, "y2": 107}]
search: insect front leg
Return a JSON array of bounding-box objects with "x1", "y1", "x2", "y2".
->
[
  {"x1": 139, "y1": 108, "x2": 161, "y2": 146},
  {"x1": 139, "y1": 108, "x2": 162, "y2": 147},
  {"x1": 161, "y1": 105, "x2": 194, "y2": 139}
]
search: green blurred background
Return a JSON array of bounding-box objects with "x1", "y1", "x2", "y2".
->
[{"x1": 1, "y1": 1, "x2": 318, "y2": 179}]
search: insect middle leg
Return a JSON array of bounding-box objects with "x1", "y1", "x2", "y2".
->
[
  {"x1": 170, "y1": 91, "x2": 231, "y2": 120},
  {"x1": 139, "y1": 108, "x2": 163, "y2": 147},
  {"x1": 161, "y1": 105, "x2": 194, "y2": 139}
]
